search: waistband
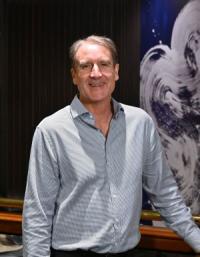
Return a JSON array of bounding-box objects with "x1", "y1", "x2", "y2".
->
[{"x1": 50, "y1": 248, "x2": 133, "y2": 257}]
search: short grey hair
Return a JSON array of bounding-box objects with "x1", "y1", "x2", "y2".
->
[{"x1": 69, "y1": 35, "x2": 119, "y2": 67}]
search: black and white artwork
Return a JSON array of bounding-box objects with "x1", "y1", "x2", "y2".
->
[{"x1": 140, "y1": 0, "x2": 200, "y2": 214}]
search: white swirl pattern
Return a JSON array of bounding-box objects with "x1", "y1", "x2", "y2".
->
[{"x1": 140, "y1": 0, "x2": 200, "y2": 214}]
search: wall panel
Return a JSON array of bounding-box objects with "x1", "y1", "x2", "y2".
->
[{"x1": 0, "y1": 0, "x2": 140, "y2": 198}]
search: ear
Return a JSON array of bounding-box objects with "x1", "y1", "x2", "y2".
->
[
  {"x1": 114, "y1": 64, "x2": 119, "y2": 81},
  {"x1": 71, "y1": 68, "x2": 78, "y2": 85}
]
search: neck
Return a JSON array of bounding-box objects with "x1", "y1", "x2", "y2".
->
[
  {"x1": 80, "y1": 98, "x2": 113, "y2": 137},
  {"x1": 80, "y1": 97, "x2": 112, "y2": 116}
]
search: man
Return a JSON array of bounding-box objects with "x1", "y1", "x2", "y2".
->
[{"x1": 23, "y1": 35, "x2": 200, "y2": 257}]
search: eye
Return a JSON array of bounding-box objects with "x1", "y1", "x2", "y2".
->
[
  {"x1": 100, "y1": 61, "x2": 111, "y2": 67},
  {"x1": 79, "y1": 63, "x2": 92, "y2": 70}
]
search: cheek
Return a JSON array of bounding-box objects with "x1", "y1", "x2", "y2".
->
[
  {"x1": 76, "y1": 78, "x2": 88, "y2": 92},
  {"x1": 110, "y1": 73, "x2": 118, "y2": 83},
  {"x1": 73, "y1": 74, "x2": 85, "y2": 86}
]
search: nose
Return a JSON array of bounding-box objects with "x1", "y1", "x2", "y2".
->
[{"x1": 90, "y1": 64, "x2": 102, "y2": 78}]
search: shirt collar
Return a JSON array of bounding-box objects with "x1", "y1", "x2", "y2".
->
[
  {"x1": 70, "y1": 95, "x2": 124, "y2": 119},
  {"x1": 112, "y1": 98, "x2": 124, "y2": 119},
  {"x1": 70, "y1": 95, "x2": 89, "y2": 119}
]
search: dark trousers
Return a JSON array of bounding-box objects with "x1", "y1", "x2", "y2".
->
[{"x1": 50, "y1": 248, "x2": 134, "y2": 257}]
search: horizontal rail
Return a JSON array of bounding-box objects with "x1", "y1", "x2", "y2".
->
[
  {"x1": 141, "y1": 209, "x2": 200, "y2": 225},
  {"x1": 0, "y1": 198, "x2": 23, "y2": 209},
  {"x1": 0, "y1": 198, "x2": 199, "y2": 224}
]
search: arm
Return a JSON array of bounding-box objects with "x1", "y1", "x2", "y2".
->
[
  {"x1": 23, "y1": 127, "x2": 60, "y2": 257},
  {"x1": 142, "y1": 119, "x2": 200, "y2": 253}
]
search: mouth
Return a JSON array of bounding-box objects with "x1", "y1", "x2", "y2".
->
[{"x1": 88, "y1": 82, "x2": 105, "y2": 87}]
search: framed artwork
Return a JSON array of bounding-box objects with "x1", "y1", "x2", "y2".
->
[{"x1": 140, "y1": 0, "x2": 200, "y2": 215}]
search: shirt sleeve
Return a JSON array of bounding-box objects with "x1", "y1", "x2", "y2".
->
[
  {"x1": 142, "y1": 118, "x2": 200, "y2": 253},
  {"x1": 23, "y1": 126, "x2": 60, "y2": 257}
]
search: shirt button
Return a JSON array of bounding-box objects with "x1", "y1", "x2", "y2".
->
[
  {"x1": 114, "y1": 223, "x2": 119, "y2": 229},
  {"x1": 106, "y1": 160, "x2": 110, "y2": 167}
]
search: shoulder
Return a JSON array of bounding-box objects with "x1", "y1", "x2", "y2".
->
[
  {"x1": 120, "y1": 103, "x2": 157, "y2": 136},
  {"x1": 37, "y1": 105, "x2": 71, "y2": 132},
  {"x1": 121, "y1": 103, "x2": 152, "y2": 121}
]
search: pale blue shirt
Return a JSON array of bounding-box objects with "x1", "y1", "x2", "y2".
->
[{"x1": 23, "y1": 96, "x2": 200, "y2": 257}]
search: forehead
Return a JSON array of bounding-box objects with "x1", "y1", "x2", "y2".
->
[{"x1": 75, "y1": 43, "x2": 112, "y2": 62}]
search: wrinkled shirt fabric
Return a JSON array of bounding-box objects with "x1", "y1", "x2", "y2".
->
[{"x1": 23, "y1": 96, "x2": 200, "y2": 257}]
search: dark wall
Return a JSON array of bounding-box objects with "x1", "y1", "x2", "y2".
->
[{"x1": 0, "y1": 0, "x2": 140, "y2": 198}]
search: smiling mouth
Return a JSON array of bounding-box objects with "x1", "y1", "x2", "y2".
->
[{"x1": 89, "y1": 82, "x2": 105, "y2": 87}]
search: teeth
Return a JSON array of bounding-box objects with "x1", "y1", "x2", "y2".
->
[
  {"x1": 88, "y1": 81, "x2": 105, "y2": 87},
  {"x1": 90, "y1": 83, "x2": 102, "y2": 87}
]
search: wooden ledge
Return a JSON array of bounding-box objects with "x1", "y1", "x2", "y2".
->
[
  {"x1": 0, "y1": 211, "x2": 22, "y2": 235},
  {"x1": 138, "y1": 225, "x2": 193, "y2": 252}
]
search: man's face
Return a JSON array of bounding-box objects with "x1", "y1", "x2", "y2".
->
[{"x1": 71, "y1": 43, "x2": 119, "y2": 105}]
